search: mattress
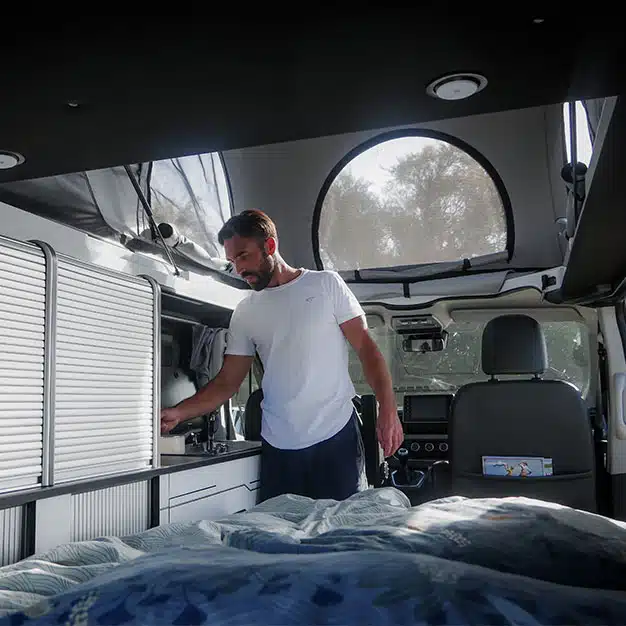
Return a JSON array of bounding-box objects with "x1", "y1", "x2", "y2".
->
[{"x1": 1, "y1": 487, "x2": 626, "y2": 624}]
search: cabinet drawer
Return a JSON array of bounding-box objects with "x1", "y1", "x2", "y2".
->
[
  {"x1": 169, "y1": 455, "x2": 260, "y2": 506},
  {"x1": 169, "y1": 484, "x2": 259, "y2": 523}
]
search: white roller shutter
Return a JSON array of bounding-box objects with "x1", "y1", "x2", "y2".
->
[
  {"x1": 0, "y1": 238, "x2": 46, "y2": 493},
  {"x1": 1, "y1": 506, "x2": 24, "y2": 566},
  {"x1": 71, "y1": 481, "x2": 149, "y2": 541},
  {"x1": 54, "y1": 257, "x2": 157, "y2": 483}
]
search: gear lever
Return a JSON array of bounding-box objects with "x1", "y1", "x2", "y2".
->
[
  {"x1": 391, "y1": 447, "x2": 425, "y2": 489},
  {"x1": 395, "y1": 448, "x2": 410, "y2": 485}
]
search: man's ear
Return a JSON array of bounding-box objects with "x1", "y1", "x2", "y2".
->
[{"x1": 265, "y1": 237, "x2": 277, "y2": 256}]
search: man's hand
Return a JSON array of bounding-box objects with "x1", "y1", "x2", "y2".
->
[
  {"x1": 161, "y1": 407, "x2": 182, "y2": 435},
  {"x1": 159, "y1": 355, "x2": 254, "y2": 436},
  {"x1": 376, "y1": 406, "x2": 404, "y2": 458}
]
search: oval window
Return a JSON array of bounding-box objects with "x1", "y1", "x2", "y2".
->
[{"x1": 316, "y1": 133, "x2": 510, "y2": 271}]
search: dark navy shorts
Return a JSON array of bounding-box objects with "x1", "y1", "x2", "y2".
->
[{"x1": 259, "y1": 411, "x2": 366, "y2": 502}]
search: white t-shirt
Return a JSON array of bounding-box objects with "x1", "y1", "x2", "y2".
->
[{"x1": 225, "y1": 269, "x2": 365, "y2": 449}]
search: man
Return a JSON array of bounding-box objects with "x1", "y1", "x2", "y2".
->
[{"x1": 161, "y1": 209, "x2": 403, "y2": 501}]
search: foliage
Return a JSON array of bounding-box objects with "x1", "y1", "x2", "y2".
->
[
  {"x1": 349, "y1": 322, "x2": 590, "y2": 396},
  {"x1": 319, "y1": 141, "x2": 507, "y2": 270}
]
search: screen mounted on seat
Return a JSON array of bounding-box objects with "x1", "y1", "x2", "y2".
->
[{"x1": 403, "y1": 394, "x2": 452, "y2": 423}]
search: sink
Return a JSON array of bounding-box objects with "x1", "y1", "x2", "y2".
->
[{"x1": 163, "y1": 439, "x2": 261, "y2": 458}]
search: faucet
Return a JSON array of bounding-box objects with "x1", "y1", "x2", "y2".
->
[{"x1": 203, "y1": 412, "x2": 228, "y2": 455}]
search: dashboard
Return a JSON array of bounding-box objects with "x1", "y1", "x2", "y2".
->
[{"x1": 401, "y1": 393, "x2": 452, "y2": 461}]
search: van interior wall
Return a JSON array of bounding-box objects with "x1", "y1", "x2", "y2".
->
[
  {"x1": 222, "y1": 103, "x2": 567, "y2": 271},
  {"x1": 600, "y1": 306, "x2": 626, "y2": 520},
  {"x1": 161, "y1": 319, "x2": 196, "y2": 413}
]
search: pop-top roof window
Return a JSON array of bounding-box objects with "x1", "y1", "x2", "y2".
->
[
  {"x1": 316, "y1": 132, "x2": 510, "y2": 271},
  {"x1": 147, "y1": 152, "x2": 231, "y2": 258}
]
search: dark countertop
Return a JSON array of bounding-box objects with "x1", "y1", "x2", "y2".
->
[
  {"x1": 0, "y1": 441, "x2": 262, "y2": 509},
  {"x1": 160, "y1": 440, "x2": 262, "y2": 471}
]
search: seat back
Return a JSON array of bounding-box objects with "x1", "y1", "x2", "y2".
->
[
  {"x1": 360, "y1": 394, "x2": 383, "y2": 487},
  {"x1": 449, "y1": 314, "x2": 596, "y2": 511},
  {"x1": 243, "y1": 388, "x2": 263, "y2": 441}
]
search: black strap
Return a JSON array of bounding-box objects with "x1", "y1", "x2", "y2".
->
[{"x1": 596, "y1": 343, "x2": 609, "y2": 438}]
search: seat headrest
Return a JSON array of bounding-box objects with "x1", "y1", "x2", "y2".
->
[{"x1": 482, "y1": 315, "x2": 547, "y2": 376}]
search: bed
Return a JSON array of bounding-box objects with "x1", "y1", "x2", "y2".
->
[{"x1": 1, "y1": 487, "x2": 626, "y2": 624}]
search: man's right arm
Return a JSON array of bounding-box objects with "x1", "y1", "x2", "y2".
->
[{"x1": 161, "y1": 354, "x2": 253, "y2": 434}]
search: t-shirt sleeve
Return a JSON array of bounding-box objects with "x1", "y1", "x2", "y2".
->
[
  {"x1": 327, "y1": 271, "x2": 365, "y2": 325},
  {"x1": 225, "y1": 302, "x2": 256, "y2": 356}
]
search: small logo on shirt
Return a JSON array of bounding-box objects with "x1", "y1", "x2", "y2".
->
[{"x1": 305, "y1": 296, "x2": 315, "y2": 302}]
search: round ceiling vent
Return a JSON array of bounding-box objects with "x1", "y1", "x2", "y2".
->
[
  {"x1": 0, "y1": 151, "x2": 26, "y2": 170},
  {"x1": 426, "y1": 73, "x2": 488, "y2": 101}
]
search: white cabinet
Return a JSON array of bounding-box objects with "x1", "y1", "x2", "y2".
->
[
  {"x1": 160, "y1": 455, "x2": 260, "y2": 524},
  {"x1": 35, "y1": 481, "x2": 150, "y2": 554},
  {"x1": 169, "y1": 485, "x2": 258, "y2": 523}
]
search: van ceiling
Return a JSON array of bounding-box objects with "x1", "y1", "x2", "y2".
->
[
  {"x1": 223, "y1": 104, "x2": 566, "y2": 271},
  {"x1": 0, "y1": 16, "x2": 623, "y2": 183}
]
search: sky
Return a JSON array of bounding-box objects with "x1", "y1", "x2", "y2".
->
[
  {"x1": 343, "y1": 136, "x2": 440, "y2": 196},
  {"x1": 341, "y1": 101, "x2": 593, "y2": 197},
  {"x1": 563, "y1": 100, "x2": 593, "y2": 166}
]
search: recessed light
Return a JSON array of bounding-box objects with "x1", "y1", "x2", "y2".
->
[
  {"x1": 0, "y1": 151, "x2": 25, "y2": 170},
  {"x1": 426, "y1": 73, "x2": 488, "y2": 101},
  {"x1": 533, "y1": 17, "x2": 545, "y2": 24}
]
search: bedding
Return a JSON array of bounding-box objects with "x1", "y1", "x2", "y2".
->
[{"x1": 1, "y1": 487, "x2": 626, "y2": 624}]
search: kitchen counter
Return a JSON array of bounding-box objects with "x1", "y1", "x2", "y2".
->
[
  {"x1": 0, "y1": 441, "x2": 262, "y2": 510},
  {"x1": 160, "y1": 440, "x2": 262, "y2": 471}
]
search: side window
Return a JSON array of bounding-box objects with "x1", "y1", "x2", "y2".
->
[
  {"x1": 231, "y1": 369, "x2": 260, "y2": 438},
  {"x1": 563, "y1": 101, "x2": 593, "y2": 167},
  {"x1": 147, "y1": 152, "x2": 232, "y2": 259}
]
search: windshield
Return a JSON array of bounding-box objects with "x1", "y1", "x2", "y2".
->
[{"x1": 349, "y1": 320, "x2": 591, "y2": 401}]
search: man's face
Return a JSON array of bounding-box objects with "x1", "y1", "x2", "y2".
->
[{"x1": 224, "y1": 234, "x2": 276, "y2": 291}]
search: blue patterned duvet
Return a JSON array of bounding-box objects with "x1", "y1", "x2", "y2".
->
[{"x1": 2, "y1": 488, "x2": 626, "y2": 624}]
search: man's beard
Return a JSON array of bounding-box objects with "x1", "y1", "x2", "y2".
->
[{"x1": 242, "y1": 253, "x2": 275, "y2": 291}]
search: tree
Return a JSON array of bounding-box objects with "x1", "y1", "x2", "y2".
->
[
  {"x1": 319, "y1": 141, "x2": 507, "y2": 269},
  {"x1": 382, "y1": 143, "x2": 506, "y2": 263},
  {"x1": 318, "y1": 169, "x2": 386, "y2": 270}
]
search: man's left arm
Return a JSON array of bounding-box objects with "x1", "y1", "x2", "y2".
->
[{"x1": 340, "y1": 316, "x2": 404, "y2": 458}]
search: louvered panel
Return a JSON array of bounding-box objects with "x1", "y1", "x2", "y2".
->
[
  {"x1": 56, "y1": 380, "x2": 153, "y2": 392},
  {"x1": 56, "y1": 356, "x2": 152, "y2": 371},
  {"x1": 0, "y1": 506, "x2": 23, "y2": 566},
  {"x1": 58, "y1": 278, "x2": 154, "y2": 310},
  {"x1": 0, "y1": 296, "x2": 45, "y2": 316},
  {"x1": 70, "y1": 482, "x2": 149, "y2": 542},
  {"x1": 0, "y1": 270, "x2": 46, "y2": 296},
  {"x1": 56, "y1": 426, "x2": 152, "y2": 441},
  {"x1": 57, "y1": 328, "x2": 152, "y2": 351},
  {"x1": 55, "y1": 408, "x2": 153, "y2": 420},
  {"x1": 57, "y1": 342, "x2": 153, "y2": 363},
  {"x1": 57, "y1": 310, "x2": 153, "y2": 338},
  {"x1": 54, "y1": 258, "x2": 156, "y2": 483},
  {"x1": 58, "y1": 264, "x2": 154, "y2": 299},
  {"x1": 55, "y1": 369, "x2": 150, "y2": 383},
  {"x1": 0, "y1": 239, "x2": 46, "y2": 493},
  {"x1": 57, "y1": 295, "x2": 151, "y2": 324}
]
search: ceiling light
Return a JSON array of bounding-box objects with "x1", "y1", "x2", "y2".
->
[
  {"x1": 0, "y1": 151, "x2": 25, "y2": 170},
  {"x1": 426, "y1": 73, "x2": 488, "y2": 101}
]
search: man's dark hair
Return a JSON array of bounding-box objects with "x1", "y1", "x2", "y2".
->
[{"x1": 218, "y1": 209, "x2": 278, "y2": 246}]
